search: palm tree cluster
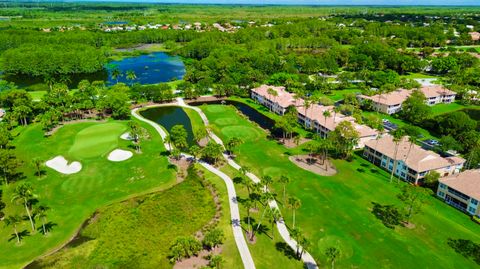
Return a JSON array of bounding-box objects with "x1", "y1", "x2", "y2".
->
[{"x1": 5, "y1": 183, "x2": 51, "y2": 244}]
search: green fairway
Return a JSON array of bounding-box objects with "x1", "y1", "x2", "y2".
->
[
  {"x1": 430, "y1": 101, "x2": 480, "y2": 116},
  {"x1": 200, "y1": 103, "x2": 480, "y2": 269},
  {"x1": 68, "y1": 122, "x2": 127, "y2": 159},
  {"x1": 29, "y1": 170, "x2": 216, "y2": 268},
  {"x1": 0, "y1": 120, "x2": 176, "y2": 268}
]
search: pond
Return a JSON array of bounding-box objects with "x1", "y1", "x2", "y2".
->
[
  {"x1": 1, "y1": 52, "x2": 185, "y2": 88},
  {"x1": 139, "y1": 106, "x2": 195, "y2": 145},
  {"x1": 106, "y1": 52, "x2": 185, "y2": 85},
  {"x1": 190, "y1": 100, "x2": 281, "y2": 137}
]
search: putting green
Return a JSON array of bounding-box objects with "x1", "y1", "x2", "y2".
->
[
  {"x1": 221, "y1": 126, "x2": 259, "y2": 141},
  {"x1": 206, "y1": 105, "x2": 227, "y2": 113},
  {"x1": 215, "y1": 117, "x2": 238, "y2": 126},
  {"x1": 68, "y1": 123, "x2": 127, "y2": 159}
]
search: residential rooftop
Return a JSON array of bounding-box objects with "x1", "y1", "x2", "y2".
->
[
  {"x1": 358, "y1": 85, "x2": 455, "y2": 106},
  {"x1": 364, "y1": 135, "x2": 465, "y2": 173},
  {"x1": 440, "y1": 169, "x2": 480, "y2": 200},
  {"x1": 251, "y1": 84, "x2": 303, "y2": 108}
]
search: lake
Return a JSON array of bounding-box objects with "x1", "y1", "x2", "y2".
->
[
  {"x1": 106, "y1": 52, "x2": 185, "y2": 85},
  {"x1": 1, "y1": 52, "x2": 185, "y2": 88},
  {"x1": 139, "y1": 106, "x2": 194, "y2": 145}
]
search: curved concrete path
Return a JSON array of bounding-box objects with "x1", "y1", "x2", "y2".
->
[
  {"x1": 132, "y1": 105, "x2": 256, "y2": 269},
  {"x1": 176, "y1": 98, "x2": 318, "y2": 269}
]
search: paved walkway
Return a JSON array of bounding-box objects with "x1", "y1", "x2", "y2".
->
[
  {"x1": 177, "y1": 99, "x2": 319, "y2": 269},
  {"x1": 131, "y1": 105, "x2": 256, "y2": 269}
]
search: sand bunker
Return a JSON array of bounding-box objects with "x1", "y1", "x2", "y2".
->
[
  {"x1": 46, "y1": 156, "x2": 82, "y2": 175},
  {"x1": 108, "y1": 149, "x2": 133, "y2": 162},
  {"x1": 120, "y1": 132, "x2": 133, "y2": 140}
]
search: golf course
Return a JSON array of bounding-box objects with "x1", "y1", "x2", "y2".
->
[
  {"x1": 0, "y1": 120, "x2": 179, "y2": 268},
  {"x1": 197, "y1": 102, "x2": 480, "y2": 268}
]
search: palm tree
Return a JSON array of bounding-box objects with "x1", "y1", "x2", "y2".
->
[
  {"x1": 302, "y1": 97, "x2": 312, "y2": 128},
  {"x1": 262, "y1": 175, "x2": 273, "y2": 191},
  {"x1": 128, "y1": 121, "x2": 142, "y2": 153},
  {"x1": 279, "y1": 175, "x2": 290, "y2": 205},
  {"x1": 323, "y1": 109, "x2": 331, "y2": 126},
  {"x1": 372, "y1": 124, "x2": 385, "y2": 165},
  {"x1": 333, "y1": 106, "x2": 340, "y2": 123},
  {"x1": 35, "y1": 205, "x2": 50, "y2": 235},
  {"x1": 32, "y1": 158, "x2": 43, "y2": 177},
  {"x1": 252, "y1": 193, "x2": 273, "y2": 240},
  {"x1": 268, "y1": 208, "x2": 281, "y2": 240},
  {"x1": 244, "y1": 198, "x2": 254, "y2": 237},
  {"x1": 287, "y1": 196, "x2": 301, "y2": 229},
  {"x1": 11, "y1": 183, "x2": 36, "y2": 232},
  {"x1": 126, "y1": 70, "x2": 137, "y2": 85},
  {"x1": 4, "y1": 215, "x2": 22, "y2": 243},
  {"x1": 325, "y1": 247, "x2": 340, "y2": 269},
  {"x1": 267, "y1": 88, "x2": 279, "y2": 112},
  {"x1": 403, "y1": 127, "x2": 421, "y2": 184},
  {"x1": 390, "y1": 129, "x2": 406, "y2": 183},
  {"x1": 111, "y1": 68, "x2": 122, "y2": 83}
]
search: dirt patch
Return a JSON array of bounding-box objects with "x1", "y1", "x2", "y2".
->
[
  {"x1": 278, "y1": 137, "x2": 311, "y2": 148},
  {"x1": 173, "y1": 248, "x2": 222, "y2": 269},
  {"x1": 185, "y1": 96, "x2": 226, "y2": 104},
  {"x1": 169, "y1": 157, "x2": 192, "y2": 182},
  {"x1": 198, "y1": 137, "x2": 209, "y2": 147},
  {"x1": 403, "y1": 221, "x2": 416, "y2": 229},
  {"x1": 289, "y1": 155, "x2": 337, "y2": 176}
]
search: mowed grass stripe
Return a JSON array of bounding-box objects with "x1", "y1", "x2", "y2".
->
[{"x1": 68, "y1": 123, "x2": 127, "y2": 159}]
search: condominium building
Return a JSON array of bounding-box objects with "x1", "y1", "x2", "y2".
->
[
  {"x1": 251, "y1": 85, "x2": 378, "y2": 148},
  {"x1": 437, "y1": 169, "x2": 480, "y2": 217},
  {"x1": 363, "y1": 135, "x2": 465, "y2": 184},
  {"x1": 357, "y1": 85, "x2": 457, "y2": 114},
  {"x1": 251, "y1": 85, "x2": 303, "y2": 115}
]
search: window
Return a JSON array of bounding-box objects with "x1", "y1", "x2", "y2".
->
[
  {"x1": 447, "y1": 187, "x2": 470, "y2": 200},
  {"x1": 472, "y1": 199, "x2": 478, "y2": 205},
  {"x1": 468, "y1": 207, "x2": 476, "y2": 213},
  {"x1": 440, "y1": 183, "x2": 446, "y2": 189},
  {"x1": 438, "y1": 191, "x2": 445, "y2": 197}
]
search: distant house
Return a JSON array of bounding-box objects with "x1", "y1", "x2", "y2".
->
[
  {"x1": 437, "y1": 169, "x2": 480, "y2": 217},
  {"x1": 363, "y1": 135, "x2": 465, "y2": 184},
  {"x1": 357, "y1": 85, "x2": 456, "y2": 115},
  {"x1": 469, "y1": 32, "x2": 480, "y2": 41}
]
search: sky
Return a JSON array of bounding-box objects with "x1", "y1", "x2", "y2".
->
[{"x1": 57, "y1": 0, "x2": 480, "y2": 6}]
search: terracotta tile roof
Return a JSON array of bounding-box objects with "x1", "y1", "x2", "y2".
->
[
  {"x1": 365, "y1": 135, "x2": 465, "y2": 172},
  {"x1": 440, "y1": 169, "x2": 480, "y2": 200},
  {"x1": 358, "y1": 89, "x2": 411, "y2": 106},
  {"x1": 420, "y1": 85, "x2": 456, "y2": 98},
  {"x1": 469, "y1": 32, "x2": 480, "y2": 41},
  {"x1": 359, "y1": 86, "x2": 456, "y2": 106},
  {"x1": 251, "y1": 85, "x2": 303, "y2": 108}
]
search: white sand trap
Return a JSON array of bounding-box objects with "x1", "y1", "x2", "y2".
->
[
  {"x1": 108, "y1": 149, "x2": 133, "y2": 162},
  {"x1": 46, "y1": 156, "x2": 82, "y2": 175},
  {"x1": 120, "y1": 132, "x2": 133, "y2": 140}
]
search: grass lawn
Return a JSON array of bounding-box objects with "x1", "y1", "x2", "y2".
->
[
  {"x1": 68, "y1": 122, "x2": 127, "y2": 159},
  {"x1": 183, "y1": 107, "x2": 207, "y2": 136},
  {"x1": 200, "y1": 103, "x2": 480, "y2": 268},
  {"x1": 324, "y1": 87, "x2": 361, "y2": 102},
  {"x1": 0, "y1": 119, "x2": 176, "y2": 268},
  {"x1": 400, "y1": 72, "x2": 439, "y2": 79},
  {"x1": 197, "y1": 165, "x2": 246, "y2": 268},
  {"x1": 29, "y1": 170, "x2": 216, "y2": 268},
  {"x1": 28, "y1": 91, "x2": 47, "y2": 101},
  {"x1": 431, "y1": 101, "x2": 480, "y2": 116}
]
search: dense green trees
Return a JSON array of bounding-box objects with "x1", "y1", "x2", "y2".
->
[
  {"x1": 1, "y1": 44, "x2": 107, "y2": 77},
  {"x1": 400, "y1": 89, "x2": 431, "y2": 125}
]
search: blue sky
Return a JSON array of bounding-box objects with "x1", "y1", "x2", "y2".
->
[{"x1": 64, "y1": 0, "x2": 480, "y2": 6}]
